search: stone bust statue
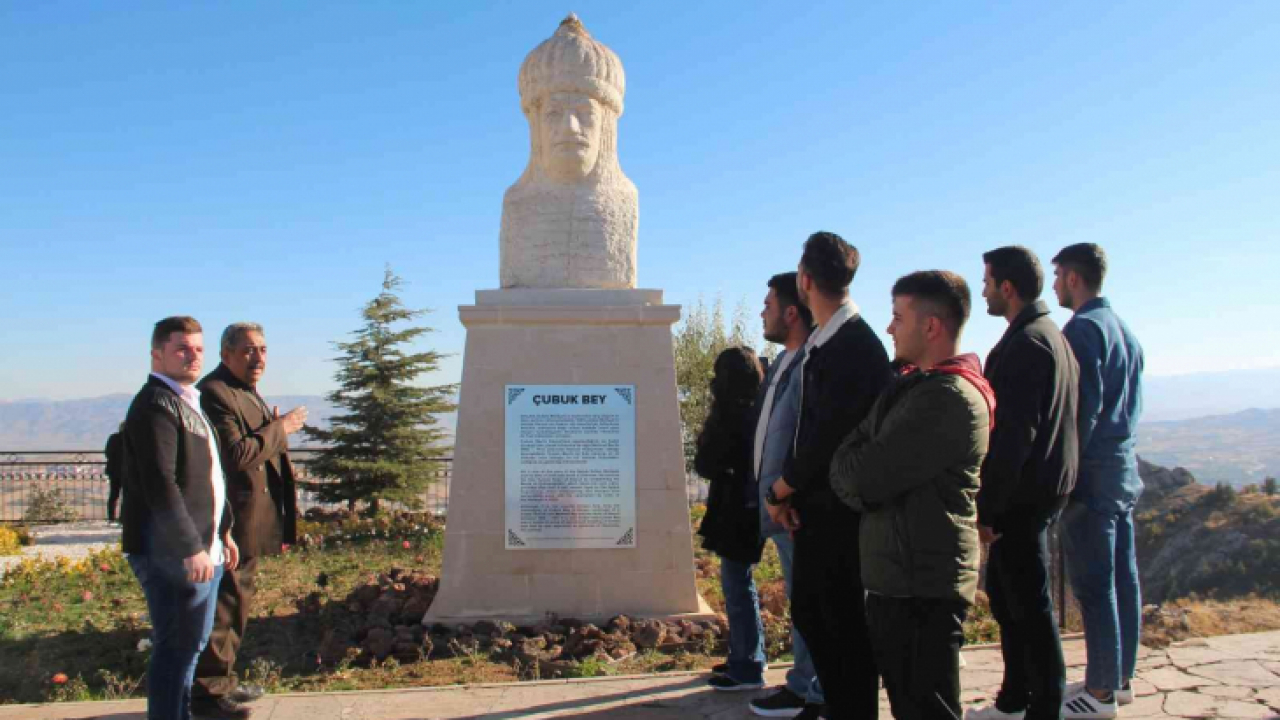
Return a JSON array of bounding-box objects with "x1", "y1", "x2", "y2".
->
[{"x1": 500, "y1": 14, "x2": 638, "y2": 289}]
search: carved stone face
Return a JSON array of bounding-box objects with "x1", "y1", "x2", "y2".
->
[{"x1": 537, "y1": 92, "x2": 604, "y2": 182}]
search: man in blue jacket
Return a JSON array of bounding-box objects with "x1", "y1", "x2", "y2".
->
[
  {"x1": 1053, "y1": 243, "x2": 1144, "y2": 719},
  {"x1": 727, "y1": 272, "x2": 824, "y2": 717}
]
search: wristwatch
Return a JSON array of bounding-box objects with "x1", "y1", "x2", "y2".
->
[{"x1": 765, "y1": 486, "x2": 785, "y2": 506}]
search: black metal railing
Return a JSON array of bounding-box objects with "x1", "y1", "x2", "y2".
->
[
  {"x1": 1, "y1": 450, "x2": 711, "y2": 523},
  {"x1": 0, "y1": 449, "x2": 453, "y2": 523}
]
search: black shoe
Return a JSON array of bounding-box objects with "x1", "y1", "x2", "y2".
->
[
  {"x1": 750, "y1": 687, "x2": 807, "y2": 717},
  {"x1": 711, "y1": 662, "x2": 729, "y2": 676},
  {"x1": 192, "y1": 696, "x2": 254, "y2": 719},
  {"x1": 708, "y1": 674, "x2": 766, "y2": 692},
  {"x1": 228, "y1": 684, "x2": 265, "y2": 703},
  {"x1": 793, "y1": 704, "x2": 826, "y2": 720}
]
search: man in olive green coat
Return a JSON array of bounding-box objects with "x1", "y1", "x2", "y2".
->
[{"x1": 831, "y1": 270, "x2": 996, "y2": 720}]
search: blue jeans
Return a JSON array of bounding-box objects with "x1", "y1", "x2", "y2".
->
[
  {"x1": 719, "y1": 554, "x2": 766, "y2": 683},
  {"x1": 129, "y1": 554, "x2": 223, "y2": 720},
  {"x1": 772, "y1": 532, "x2": 823, "y2": 704},
  {"x1": 1061, "y1": 500, "x2": 1142, "y2": 692}
]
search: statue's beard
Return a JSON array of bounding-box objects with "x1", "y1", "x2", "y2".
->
[
  {"x1": 500, "y1": 177, "x2": 637, "y2": 289},
  {"x1": 543, "y1": 146, "x2": 598, "y2": 182}
]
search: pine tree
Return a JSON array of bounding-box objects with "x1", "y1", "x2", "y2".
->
[{"x1": 302, "y1": 268, "x2": 457, "y2": 512}]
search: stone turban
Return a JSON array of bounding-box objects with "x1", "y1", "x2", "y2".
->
[{"x1": 518, "y1": 14, "x2": 626, "y2": 117}]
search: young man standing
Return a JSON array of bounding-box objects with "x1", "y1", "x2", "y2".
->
[
  {"x1": 832, "y1": 270, "x2": 995, "y2": 720},
  {"x1": 968, "y1": 247, "x2": 1078, "y2": 720},
  {"x1": 733, "y1": 272, "x2": 824, "y2": 716},
  {"x1": 1053, "y1": 244, "x2": 1145, "y2": 719},
  {"x1": 767, "y1": 232, "x2": 893, "y2": 720},
  {"x1": 122, "y1": 317, "x2": 239, "y2": 720}
]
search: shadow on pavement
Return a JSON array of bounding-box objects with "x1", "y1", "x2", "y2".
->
[{"x1": 464, "y1": 676, "x2": 716, "y2": 719}]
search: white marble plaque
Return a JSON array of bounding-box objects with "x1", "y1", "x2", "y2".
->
[{"x1": 504, "y1": 384, "x2": 636, "y2": 549}]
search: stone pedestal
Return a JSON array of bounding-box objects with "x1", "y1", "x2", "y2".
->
[{"x1": 424, "y1": 289, "x2": 713, "y2": 625}]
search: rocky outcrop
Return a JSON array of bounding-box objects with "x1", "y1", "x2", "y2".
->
[{"x1": 1135, "y1": 459, "x2": 1280, "y2": 603}]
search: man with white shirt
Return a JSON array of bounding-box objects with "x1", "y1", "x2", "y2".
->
[
  {"x1": 121, "y1": 316, "x2": 240, "y2": 720},
  {"x1": 766, "y1": 233, "x2": 894, "y2": 720}
]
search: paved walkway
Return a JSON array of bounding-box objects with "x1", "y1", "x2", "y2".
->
[{"x1": 4, "y1": 631, "x2": 1278, "y2": 719}]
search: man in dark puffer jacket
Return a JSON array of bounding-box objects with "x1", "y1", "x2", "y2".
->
[{"x1": 832, "y1": 270, "x2": 995, "y2": 720}]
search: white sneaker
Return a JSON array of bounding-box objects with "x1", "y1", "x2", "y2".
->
[
  {"x1": 1066, "y1": 680, "x2": 1133, "y2": 706},
  {"x1": 964, "y1": 705, "x2": 1025, "y2": 720},
  {"x1": 1062, "y1": 685, "x2": 1117, "y2": 718}
]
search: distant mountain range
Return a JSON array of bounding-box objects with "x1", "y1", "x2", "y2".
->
[
  {"x1": 1138, "y1": 407, "x2": 1279, "y2": 487},
  {"x1": 3, "y1": 368, "x2": 1278, "y2": 485},
  {"x1": 0, "y1": 394, "x2": 455, "y2": 450},
  {"x1": 1143, "y1": 367, "x2": 1280, "y2": 421}
]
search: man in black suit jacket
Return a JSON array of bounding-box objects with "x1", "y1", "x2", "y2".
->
[
  {"x1": 122, "y1": 316, "x2": 239, "y2": 720},
  {"x1": 967, "y1": 246, "x2": 1079, "y2": 720},
  {"x1": 192, "y1": 322, "x2": 306, "y2": 718},
  {"x1": 765, "y1": 232, "x2": 893, "y2": 720}
]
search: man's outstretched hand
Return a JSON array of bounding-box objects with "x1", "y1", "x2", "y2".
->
[{"x1": 275, "y1": 405, "x2": 308, "y2": 434}]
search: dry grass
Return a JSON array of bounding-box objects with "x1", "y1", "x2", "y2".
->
[{"x1": 1142, "y1": 595, "x2": 1280, "y2": 648}]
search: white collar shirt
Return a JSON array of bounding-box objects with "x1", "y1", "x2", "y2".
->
[{"x1": 794, "y1": 299, "x2": 860, "y2": 455}]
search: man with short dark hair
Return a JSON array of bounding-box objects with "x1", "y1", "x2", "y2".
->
[
  {"x1": 122, "y1": 316, "x2": 239, "y2": 720},
  {"x1": 192, "y1": 323, "x2": 306, "y2": 719},
  {"x1": 833, "y1": 270, "x2": 994, "y2": 720},
  {"x1": 967, "y1": 247, "x2": 1078, "y2": 720},
  {"x1": 766, "y1": 232, "x2": 893, "y2": 720},
  {"x1": 1052, "y1": 244, "x2": 1144, "y2": 719},
  {"x1": 717, "y1": 272, "x2": 823, "y2": 716}
]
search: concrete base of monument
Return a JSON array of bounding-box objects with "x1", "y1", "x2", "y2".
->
[{"x1": 424, "y1": 289, "x2": 713, "y2": 627}]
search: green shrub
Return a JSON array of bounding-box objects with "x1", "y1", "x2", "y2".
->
[{"x1": 23, "y1": 487, "x2": 79, "y2": 524}]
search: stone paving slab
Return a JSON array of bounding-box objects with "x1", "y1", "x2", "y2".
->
[{"x1": 4, "y1": 632, "x2": 1280, "y2": 719}]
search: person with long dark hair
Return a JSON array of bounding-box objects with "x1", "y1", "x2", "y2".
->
[{"x1": 695, "y1": 346, "x2": 766, "y2": 692}]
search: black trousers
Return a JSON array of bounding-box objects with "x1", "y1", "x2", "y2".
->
[
  {"x1": 791, "y1": 510, "x2": 879, "y2": 720},
  {"x1": 107, "y1": 477, "x2": 122, "y2": 522},
  {"x1": 866, "y1": 594, "x2": 968, "y2": 720},
  {"x1": 193, "y1": 556, "x2": 259, "y2": 700},
  {"x1": 986, "y1": 516, "x2": 1065, "y2": 720}
]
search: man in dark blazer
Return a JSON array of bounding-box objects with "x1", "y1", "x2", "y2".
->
[
  {"x1": 192, "y1": 322, "x2": 306, "y2": 719},
  {"x1": 122, "y1": 316, "x2": 239, "y2": 720},
  {"x1": 765, "y1": 232, "x2": 894, "y2": 720},
  {"x1": 967, "y1": 246, "x2": 1079, "y2": 720}
]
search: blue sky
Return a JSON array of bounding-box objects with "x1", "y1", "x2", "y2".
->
[{"x1": 3, "y1": 1, "x2": 1278, "y2": 401}]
